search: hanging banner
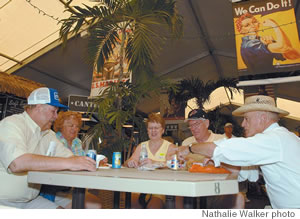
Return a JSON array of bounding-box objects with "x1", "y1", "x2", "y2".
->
[
  {"x1": 232, "y1": 0, "x2": 300, "y2": 75},
  {"x1": 90, "y1": 29, "x2": 132, "y2": 97}
]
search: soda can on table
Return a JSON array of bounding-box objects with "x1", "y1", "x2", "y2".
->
[
  {"x1": 112, "y1": 152, "x2": 121, "y2": 168},
  {"x1": 86, "y1": 149, "x2": 96, "y2": 161}
]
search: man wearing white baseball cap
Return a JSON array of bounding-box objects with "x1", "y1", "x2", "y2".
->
[
  {"x1": 27, "y1": 87, "x2": 69, "y2": 108},
  {"x1": 0, "y1": 87, "x2": 96, "y2": 209},
  {"x1": 223, "y1": 123, "x2": 235, "y2": 139},
  {"x1": 178, "y1": 95, "x2": 300, "y2": 208}
]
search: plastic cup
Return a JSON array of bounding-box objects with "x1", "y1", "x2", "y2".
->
[{"x1": 96, "y1": 154, "x2": 106, "y2": 168}]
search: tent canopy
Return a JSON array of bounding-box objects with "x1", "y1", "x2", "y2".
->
[{"x1": 0, "y1": 0, "x2": 299, "y2": 129}]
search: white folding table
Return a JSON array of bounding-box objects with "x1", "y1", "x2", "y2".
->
[{"x1": 28, "y1": 168, "x2": 238, "y2": 208}]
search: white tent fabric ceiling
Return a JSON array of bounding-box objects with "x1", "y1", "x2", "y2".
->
[
  {"x1": 0, "y1": 0, "x2": 95, "y2": 71},
  {"x1": 0, "y1": 0, "x2": 300, "y2": 128}
]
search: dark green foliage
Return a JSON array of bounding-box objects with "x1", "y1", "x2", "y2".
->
[
  {"x1": 167, "y1": 77, "x2": 242, "y2": 137},
  {"x1": 84, "y1": 77, "x2": 172, "y2": 159},
  {"x1": 59, "y1": 0, "x2": 183, "y2": 82},
  {"x1": 207, "y1": 106, "x2": 244, "y2": 137},
  {"x1": 168, "y1": 77, "x2": 240, "y2": 109},
  {"x1": 59, "y1": 0, "x2": 183, "y2": 159}
]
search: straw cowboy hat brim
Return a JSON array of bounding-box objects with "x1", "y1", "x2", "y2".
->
[{"x1": 232, "y1": 95, "x2": 289, "y2": 117}]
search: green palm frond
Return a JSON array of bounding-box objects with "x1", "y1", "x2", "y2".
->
[
  {"x1": 88, "y1": 23, "x2": 120, "y2": 71},
  {"x1": 168, "y1": 77, "x2": 240, "y2": 109},
  {"x1": 59, "y1": 0, "x2": 183, "y2": 156},
  {"x1": 59, "y1": 0, "x2": 183, "y2": 82},
  {"x1": 59, "y1": 4, "x2": 109, "y2": 42}
]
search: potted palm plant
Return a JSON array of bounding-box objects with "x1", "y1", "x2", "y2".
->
[
  {"x1": 59, "y1": 0, "x2": 183, "y2": 82},
  {"x1": 59, "y1": 0, "x2": 183, "y2": 160}
]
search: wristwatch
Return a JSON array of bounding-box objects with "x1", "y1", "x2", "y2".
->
[{"x1": 188, "y1": 143, "x2": 194, "y2": 154}]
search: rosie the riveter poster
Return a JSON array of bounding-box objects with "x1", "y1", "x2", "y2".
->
[{"x1": 232, "y1": 0, "x2": 300, "y2": 75}]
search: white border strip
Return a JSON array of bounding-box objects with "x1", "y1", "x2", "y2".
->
[{"x1": 237, "y1": 76, "x2": 300, "y2": 87}]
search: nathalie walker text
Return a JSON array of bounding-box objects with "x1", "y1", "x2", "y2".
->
[{"x1": 201, "y1": 209, "x2": 296, "y2": 219}]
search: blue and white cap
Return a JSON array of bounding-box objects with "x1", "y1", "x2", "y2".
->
[{"x1": 27, "y1": 87, "x2": 68, "y2": 109}]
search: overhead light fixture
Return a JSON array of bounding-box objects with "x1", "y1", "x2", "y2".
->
[
  {"x1": 123, "y1": 124, "x2": 133, "y2": 128},
  {"x1": 81, "y1": 117, "x2": 91, "y2": 121},
  {"x1": 81, "y1": 113, "x2": 97, "y2": 122}
]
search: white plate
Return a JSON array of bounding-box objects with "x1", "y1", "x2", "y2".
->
[
  {"x1": 97, "y1": 164, "x2": 125, "y2": 169},
  {"x1": 98, "y1": 164, "x2": 112, "y2": 169},
  {"x1": 98, "y1": 166, "x2": 110, "y2": 169}
]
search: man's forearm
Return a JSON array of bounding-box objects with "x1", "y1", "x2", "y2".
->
[
  {"x1": 191, "y1": 142, "x2": 216, "y2": 157},
  {"x1": 9, "y1": 153, "x2": 72, "y2": 173}
]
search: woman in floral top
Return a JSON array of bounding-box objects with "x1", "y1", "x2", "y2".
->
[
  {"x1": 54, "y1": 111, "x2": 85, "y2": 156},
  {"x1": 40, "y1": 111, "x2": 102, "y2": 208}
]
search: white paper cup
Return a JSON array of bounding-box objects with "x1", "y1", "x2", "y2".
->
[{"x1": 96, "y1": 154, "x2": 106, "y2": 168}]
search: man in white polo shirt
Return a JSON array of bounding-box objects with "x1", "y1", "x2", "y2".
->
[
  {"x1": 0, "y1": 87, "x2": 96, "y2": 209},
  {"x1": 182, "y1": 109, "x2": 245, "y2": 209},
  {"x1": 179, "y1": 95, "x2": 300, "y2": 208}
]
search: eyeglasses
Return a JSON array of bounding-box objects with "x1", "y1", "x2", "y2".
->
[
  {"x1": 63, "y1": 123, "x2": 80, "y2": 129},
  {"x1": 147, "y1": 126, "x2": 162, "y2": 131},
  {"x1": 188, "y1": 121, "x2": 204, "y2": 130}
]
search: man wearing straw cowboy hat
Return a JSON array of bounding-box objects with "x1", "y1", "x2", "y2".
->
[{"x1": 178, "y1": 95, "x2": 300, "y2": 208}]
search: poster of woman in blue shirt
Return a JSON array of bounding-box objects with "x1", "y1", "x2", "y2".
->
[{"x1": 232, "y1": 0, "x2": 300, "y2": 74}]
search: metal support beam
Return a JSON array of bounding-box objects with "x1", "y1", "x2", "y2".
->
[
  {"x1": 187, "y1": 0, "x2": 224, "y2": 78},
  {"x1": 26, "y1": 65, "x2": 90, "y2": 92},
  {"x1": 0, "y1": 52, "x2": 22, "y2": 64},
  {"x1": 160, "y1": 51, "x2": 210, "y2": 76},
  {"x1": 5, "y1": 37, "x2": 63, "y2": 74},
  {"x1": 6, "y1": 27, "x2": 90, "y2": 74},
  {"x1": 213, "y1": 50, "x2": 236, "y2": 59},
  {"x1": 295, "y1": 0, "x2": 300, "y2": 15}
]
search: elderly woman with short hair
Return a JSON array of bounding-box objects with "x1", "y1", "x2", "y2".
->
[
  {"x1": 40, "y1": 111, "x2": 104, "y2": 209},
  {"x1": 53, "y1": 111, "x2": 85, "y2": 156}
]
